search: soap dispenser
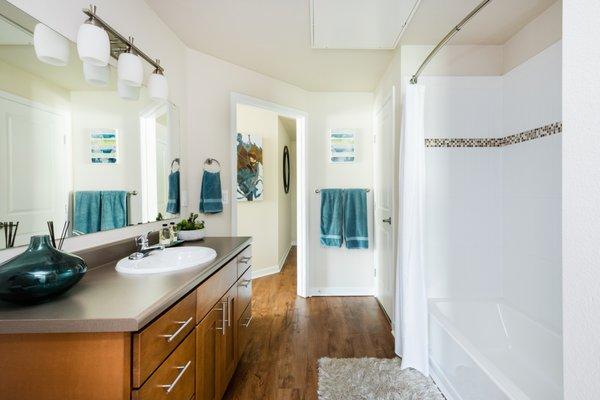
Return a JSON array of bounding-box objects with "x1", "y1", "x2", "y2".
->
[{"x1": 159, "y1": 223, "x2": 172, "y2": 245}]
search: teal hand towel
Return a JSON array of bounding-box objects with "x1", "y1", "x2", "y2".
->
[
  {"x1": 73, "y1": 191, "x2": 101, "y2": 235},
  {"x1": 320, "y1": 189, "x2": 344, "y2": 248},
  {"x1": 100, "y1": 191, "x2": 127, "y2": 231},
  {"x1": 343, "y1": 189, "x2": 369, "y2": 249},
  {"x1": 166, "y1": 171, "x2": 180, "y2": 214},
  {"x1": 200, "y1": 171, "x2": 223, "y2": 214}
]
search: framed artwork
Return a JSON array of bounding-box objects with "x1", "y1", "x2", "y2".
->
[
  {"x1": 237, "y1": 133, "x2": 264, "y2": 201},
  {"x1": 330, "y1": 129, "x2": 356, "y2": 163},
  {"x1": 90, "y1": 129, "x2": 118, "y2": 164}
]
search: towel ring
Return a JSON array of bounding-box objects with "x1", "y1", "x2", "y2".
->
[
  {"x1": 204, "y1": 158, "x2": 221, "y2": 171},
  {"x1": 170, "y1": 158, "x2": 180, "y2": 172}
]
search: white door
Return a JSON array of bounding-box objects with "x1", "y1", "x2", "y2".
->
[
  {"x1": 374, "y1": 88, "x2": 396, "y2": 323},
  {"x1": 0, "y1": 94, "x2": 68, "y2": 247}
]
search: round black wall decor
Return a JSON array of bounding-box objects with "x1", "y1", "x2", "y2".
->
[{"x1": 283, "y1": 146, "x2": 290, "y2": 194}]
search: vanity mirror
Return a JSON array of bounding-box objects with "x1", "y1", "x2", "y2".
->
[{"x1": 0, "y1": 1, "x2": 181, "y2": 250}]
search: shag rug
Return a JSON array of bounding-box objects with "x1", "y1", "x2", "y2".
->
[{"x1": 318, "y1": 358, "x2": 444, "y2": 400}]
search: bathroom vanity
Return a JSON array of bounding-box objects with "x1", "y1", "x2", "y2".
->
[{"x1": 0, "y1": 236, "x2": 253, "y2": 400}]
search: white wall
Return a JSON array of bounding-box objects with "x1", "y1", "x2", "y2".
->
[
  {"x1": 423, "y1": 76, "x2": 504, "y2": 300},
  {"x1": 236, "y1": 105, "x2": 279, "y2": 274},
  {"x1": 308, "y1": 92, "x2": 375, "y2": 295},
  {"x1": 563, "y1": 1, "x2": 600, "y2": 398},
  {"x1": 501, "y1": 42, "x2": 562, "y2": 332},
  {"x1": 277, "y1": 117, "x2": 293, "y2": 263}
]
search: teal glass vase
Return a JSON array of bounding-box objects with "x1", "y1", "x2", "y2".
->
[{"x1": 0, "y1": 235, "x2": 87, "y2": 304}]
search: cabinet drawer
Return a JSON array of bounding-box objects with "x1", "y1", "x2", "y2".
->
[
  {"x1": 197, "y1": 258, "x2": 237, "y2": 322},
  {"x1": 236, "y1": 246, "x2": 252, "y2": 277},
  {"x1": 235, "y1": 268, "x2": 252, "y2": 320},
  {"x1": 133, "y1": 291, "x2": 196, "y2": 388},
  {"x1": 237, "y1": 303, "x2": 252, "y2": 358},
  {"x1": 133, "y1": 330, "x2": 196, "y2": 400}
]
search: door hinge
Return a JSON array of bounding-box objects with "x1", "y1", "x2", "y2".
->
[{"x1": 374, "y1": 267, "x2": 377, "y2": 277}]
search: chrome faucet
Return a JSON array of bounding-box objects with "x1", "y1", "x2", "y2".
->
[{"x1": 128, "y1": 232, "x2": 165, "y2": 260}]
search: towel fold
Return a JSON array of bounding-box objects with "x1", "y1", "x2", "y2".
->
[
  {"x1": 166, "y1": 171, "x2": 180, "y2": 214},
  {"x1": 73, "y1": 191, "x2": 101, "y2": 235},
  {"x1": 200, "y1": 171, "x2": 223, "y2": 214},
  {"x1": 320, "y1": 189, "x2": 344, "y2": 248},
  {"x1": 100, "y1": 191, "x2": 127, "y2": 231},
  {"x1": 343, "y1": 189, "x2": 369, "y2": 249}
]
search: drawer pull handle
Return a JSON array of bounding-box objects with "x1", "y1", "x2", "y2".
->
[
  {"x1": 239, "y1": 256, "x2": 251, "y2": 264},
  {"x1": 159, "y1": 317, "x2": 193, "y2": 343},
  {"x1": 158, "y1": 360, "x2": 192, "y2": 393},
  {"x1": 239, "y1": 279, "x2": 251, "y2": 288},
  {"x1": 242, "y1": 315, "x2": 253, "y2": 328},
  {"x1": 215, "y1": 299, "x2": 227, "y2": 335},
  {"x1": 228, "y1": 296, "x2": 232, "y2": 327}
]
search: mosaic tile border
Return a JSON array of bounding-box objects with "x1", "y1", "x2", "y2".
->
[{"x1": 425, "y1": 122, "x2": 562, "y2": 148}]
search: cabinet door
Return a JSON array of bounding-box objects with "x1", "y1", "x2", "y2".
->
[
  {"x1": 216, "y1": 286, "x2": 237, "y2": 398},
  {"x1": 196, "y1": 308, "x2": 219, "y2": 400}
]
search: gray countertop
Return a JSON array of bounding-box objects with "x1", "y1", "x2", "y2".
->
[{"x1": 0, "y1": 236, "x2": 251, "y2": 334}]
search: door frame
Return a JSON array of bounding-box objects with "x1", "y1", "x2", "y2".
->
[{"x1": 229, "y1": 92, "x2": 309, "y2": 298}]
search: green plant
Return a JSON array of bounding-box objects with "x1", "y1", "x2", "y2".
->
[{"x1": 176, "y1": 213, "x2": 205, "y2": 231}]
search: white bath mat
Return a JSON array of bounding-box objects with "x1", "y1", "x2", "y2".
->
[{"x1": 318, "y1": 358, "x2": 444, "y2": 400}]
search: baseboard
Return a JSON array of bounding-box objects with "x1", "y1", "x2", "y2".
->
[
  {"x1": 309, "y1": 287, "x2": 375, "y2": 296},
  {"x1": 251, "y1": 264, "x2": 281, "y2": 279},
  {"x1": 251, "y1": 243, "x2": 293, "y2": 279},
  {"x1": 429, "y1": 357, "x2": 461, "y2": 400}
]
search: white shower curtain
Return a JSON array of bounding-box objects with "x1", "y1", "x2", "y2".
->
[{"x1": 394, "y1": 83, "x2": 429, "y2": 376}]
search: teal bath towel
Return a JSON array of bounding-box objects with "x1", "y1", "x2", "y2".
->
[
  {"x1": 73, "y1": 191, "x2": 101, "y2": 235},
  {"x1": 166, "y1": 171, "x2": 180, "y2": 214},
  {"x1": 320, "y1": 189, "x2": 344, "y2": 248},
  {"x1": 343, "y1": 189, "x2": 369, "y2": 249},
  {"x1": 200, "y1": 171, "x2": 223, "y2": 214},
  {"x1": 100, "y1": 191, "x2": 127, "y2": 231}
]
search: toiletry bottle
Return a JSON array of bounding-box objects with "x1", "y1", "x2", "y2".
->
[
  {"x1": 169, "y1": 222, "x2": 178, "y2": 243},
  {"x1": 159, "y1": 224, "x2": 171, "y2": 245}
]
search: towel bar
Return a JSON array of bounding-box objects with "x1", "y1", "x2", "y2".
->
[{"x1": 315, "y1": 188, "x2": 370, "y2": 193}]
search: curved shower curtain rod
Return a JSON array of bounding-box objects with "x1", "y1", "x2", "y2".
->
[{"x1": 410, "y1": 0, "x2": 494, "y2": 84}]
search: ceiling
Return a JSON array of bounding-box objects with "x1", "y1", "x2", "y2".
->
[
  {"x1": 145, "y1": 0, "x2": 394, "y2": 92},
  {"x1": 146, "y1": 0, "x2": 558, "y2": 92},
  {"x1": 402, "y1": 0, "x2": 558, "y2": 45}
]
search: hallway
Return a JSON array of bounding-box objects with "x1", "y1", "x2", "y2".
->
[{"x1": 224, "y1": 247, "x2": 396, "y2": 400}]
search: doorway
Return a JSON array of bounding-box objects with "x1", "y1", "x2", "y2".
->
[{"x1": 230, "y1": 93, "x2": 308, "y2": 297}]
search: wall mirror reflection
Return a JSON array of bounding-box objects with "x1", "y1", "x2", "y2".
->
[{"x1": 0, "y1": 4, "x2": 181, "y2": 249}]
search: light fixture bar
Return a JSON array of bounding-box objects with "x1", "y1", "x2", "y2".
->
[{"x1": 82, "y1": 5, "x2": 164, "y2": 74}]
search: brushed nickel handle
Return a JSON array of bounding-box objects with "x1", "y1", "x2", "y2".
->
[
  {"x1": 238, "y1": 279, "x2": 251, "y2": 288},
  {"x1": 215, "y1": 299, "x2": 227, "y2": 335},
  {"x1": 227, "y1": 296, "x2": 232, "y2": 327},
  {"x1": 159, "y1": 317, "x2": 193, "y2": 343},
  {"x1": 239, "y1": 256, "x2": 251, "y2": 264},
  {"x1": 242, "y1": 315, "x2": 253, "y2": 328},
  {"x1": 158, "y1": 360, "x2": 192, "y2": 393}
]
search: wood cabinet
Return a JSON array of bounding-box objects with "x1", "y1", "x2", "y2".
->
[{"x1": 0, "y1": 244, "x2": 252, "y2": 400}]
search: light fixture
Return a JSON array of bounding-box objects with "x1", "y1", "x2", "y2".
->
[
  {"x1": 118, "y1": 38, "x2": 143, "y2": 87},
  {"x1": 33, "y1": 23, "x2": 69, "y2": 66},
  {"x1": 83, "y1": 62, "x2": 109, "y2": 86},
  {"x1": 76, "y1": 5, "x2": 109, "y2": 67},
  {"x1": 147, "y1": 59, "x2": 168, "y2": 101},
  {"x1": 117, "y1": 79, "x2": 140, "y2": 101}
]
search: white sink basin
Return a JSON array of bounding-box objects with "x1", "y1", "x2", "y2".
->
[{"x1": 115, "y1": 247, "x2": 217, "y2": 274}]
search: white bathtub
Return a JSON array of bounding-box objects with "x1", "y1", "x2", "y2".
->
[{"x1": 428, "y1": 299, "x2": 563, "y2": 400}]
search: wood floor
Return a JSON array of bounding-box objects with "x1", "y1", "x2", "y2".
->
[{"x1": 223, "y1": 247, "x2": 396, "y2": 400}]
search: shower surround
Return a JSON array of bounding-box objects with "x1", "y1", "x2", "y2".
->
[{"x1": 421, "y1": 41, "x2": 562, "y2": 399}]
